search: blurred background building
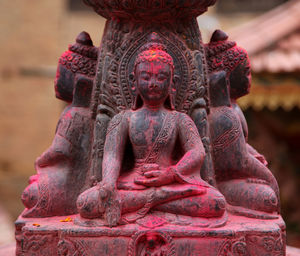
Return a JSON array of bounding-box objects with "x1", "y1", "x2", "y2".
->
[{"x1": 0, "y1": 0, "x2": 299, "y2": 247}]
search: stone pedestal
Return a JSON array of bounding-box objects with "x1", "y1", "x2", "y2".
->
[{"x1": 16, "y1": 213, "x2": 285, "y2": 256}]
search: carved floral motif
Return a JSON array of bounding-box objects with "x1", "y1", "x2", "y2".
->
[
  {"x1": 128, "y1": 231, "x2": 175, "y2": 256},
  {"x1": 22, "y1": 233, "x2": 56, "y2": 255},
  {"x1": 218, "y1": 237, "x2": 248, "y2": 256}
]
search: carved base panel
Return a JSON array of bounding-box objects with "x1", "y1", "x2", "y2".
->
[{"x1": 15, "y1": 214, "x2": 286, "y2": 256}]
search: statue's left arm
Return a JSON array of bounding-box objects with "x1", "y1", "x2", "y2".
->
[
  {"x1": 233, "y1": 103, "x2": 268, "y2": 166},
  {"x1": 174, "y1": 113, "x2": 206, "y2": 178}
]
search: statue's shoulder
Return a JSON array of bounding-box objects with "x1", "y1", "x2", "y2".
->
[
  {"x1": 107, "y1": 110, "x2": 131, "y2": 134},
  {"x1": 176, "y1": 111, "x2": 194, "y2": 124},
  {"x1": 174, "y1": 111, "x2": 199, "y2": 133},
  {"x1": 111, "y1": 110, "x2": 132, "y2": 120}
]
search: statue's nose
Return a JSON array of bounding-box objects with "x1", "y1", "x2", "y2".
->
[{"x1": 149, "y1": 79, "x2": 158, "y2": 89}]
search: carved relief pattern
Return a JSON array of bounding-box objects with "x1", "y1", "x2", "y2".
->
[
  {"x1": 144, "y1": 112, "x2": 176, "y2": 164},
  {"x1": 246, "y1": 233, "x2": 284, "y2": 256},
  {"x1": 22, "y1": 233, "x2": 56, "y2": 255},
  {"x1": 106, "y1": 112, "x2": 123, "y2": 135},
  {"x1": 218, "y1": 237, "x2": 248, "y2": 256},
  {"x1": 95, "y1": 20, "x2": 208, "y2": 115},
  {"x1": 30, "y1": 181, "x2": 51, "y2": 217},
  {"x1": 217, "y1": 233, "x2": 285, "y2": 256},
  {"x1": 128, "y1": 230, "x2": 175, "y2": 256},
  {"x1": 180, "y1": 113, "x2": 201, "y2": 147},
  {"x1": 161, "y1": 31, "x2": 206, "y2": 113},
  {"x1": 211, "y1": 108, "x2": 241, "y2": 153},
  {"x1": 91, "y1": 46, "x2": 105, "y2": 119},
  {"x1": 57, "y1": 239, "x2": 78, "y2": 256},
  {"x1": 98, "y1": 19, "x2": 133, "y2": 113}
]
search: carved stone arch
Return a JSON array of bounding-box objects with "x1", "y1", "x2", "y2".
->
[
  {"x1": 118, "y1": 31, "x2": 191, "y2": 111},
  {"x1": 95, "y1": 24, "x2": 208, "y2": 115}
]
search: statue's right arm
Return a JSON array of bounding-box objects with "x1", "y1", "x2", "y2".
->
[{"x1": 101, "y1": 111, "x2": 129, "y2": 188}]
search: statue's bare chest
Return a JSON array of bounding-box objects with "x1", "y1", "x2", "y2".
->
[{"x1": 129, "y1": 111, "x2": 166, "y2": 147}]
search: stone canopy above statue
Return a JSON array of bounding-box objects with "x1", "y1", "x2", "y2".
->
[{"x1": 83, "y1": 0, "x2": 217, "y2": 21}]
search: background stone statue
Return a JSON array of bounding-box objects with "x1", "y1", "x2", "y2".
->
[
  {"x1": 208, "y1": 70, "x2": 279, "y2": 218},
  {"x1": 21, "y1": 32, "x2": 97, "y2": 217}
]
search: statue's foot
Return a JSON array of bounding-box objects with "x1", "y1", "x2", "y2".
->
[
  {"x1": 218, "y1": 179, "x2": 278, "y2": 214},
  {"x1": 226, "y1": 204, "x2": 279, "y2": 219},
  {"x1": 154, "y1": 186, "x2": 226, "y2": 218},
  {"x1": 157, "y1": 184, "x2": 206, "y2": 201},
  {"x1": 123, "y1": 185, "x2": 208, "y2": 223},
  {"x1": 77, "y1": 185, "x2": 105, "y2": 219},
  {"x1": 77, "y1": 184, "x2": 122, "y2": 226}
]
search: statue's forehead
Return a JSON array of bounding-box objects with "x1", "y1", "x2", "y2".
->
[{"x1": 135, "y1": 61, "x2": 171, "y2": 73}]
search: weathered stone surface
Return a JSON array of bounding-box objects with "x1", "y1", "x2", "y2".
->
[
  {"x1": 15, "y1": 0, "x2": 286, "y2": 255},
  {"x1": 16, "y1": 214, "x2": 285, "y2": 256}
]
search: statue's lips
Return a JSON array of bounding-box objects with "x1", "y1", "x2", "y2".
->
[
  {"x1": 148, "y1": 89, "x2": 161, "y2": 96},
  {"x1": 83, "y1": 0, "x2": 217, "y2": 20}
]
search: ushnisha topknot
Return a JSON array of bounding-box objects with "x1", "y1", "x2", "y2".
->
[
  {"x1": 58, "y1": 31, "x2": 98, "y2": 77},
  {"x1": 134, "y1": 47, "x2": 174, "y2": 70},
  {"x1": 134, "y1": 32, "x2": 174, "y2": 71},
  {"x1": 205, "y1": 29, "x2": 249, "y2": 75}
]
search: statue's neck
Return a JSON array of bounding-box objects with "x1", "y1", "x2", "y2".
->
[{"x1": 142, "y1": 102, "x2": 165, "y2": 112}]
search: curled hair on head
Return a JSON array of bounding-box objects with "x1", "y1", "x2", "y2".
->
[
  {"x1": 134, "y1": 45, "x2": 175, "y2": 71},
  {"x1": 205, "y1": 29, "x2": 249, "y2": 76},
  {"x1": 58, "y1": 31, "x2": 98, "y2": 78},
  {"x1": 134, "y1": 32, "x2": 174, "y2": 71}
]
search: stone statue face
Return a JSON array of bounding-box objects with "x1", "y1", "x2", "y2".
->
[
  {"x1": 135, "y1": 60, "x2": 172, "y2": 107},
  {"x1": 229, "y1": 60, "x2": 251, "y2": 100}
]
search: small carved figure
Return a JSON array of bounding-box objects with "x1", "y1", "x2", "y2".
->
[
  {"x1": 208, "y1": 71, "x2": 279, "y2": 217},
  {"x1": 77, "y1": 45, "x2": 226, "y2": 226},
  {"x1": 21, "y1": 32, "x2": 97, "y2": 217}
]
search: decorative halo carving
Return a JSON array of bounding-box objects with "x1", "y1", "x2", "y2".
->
[{"x1": 119, "y1": 31, "x2": 191, "y2": 111}]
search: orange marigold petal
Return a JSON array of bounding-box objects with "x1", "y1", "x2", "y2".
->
[{"x1": 60, "y1": 217, "x2": 72, "y2": 222}]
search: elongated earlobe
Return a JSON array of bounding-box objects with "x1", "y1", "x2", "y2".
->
[{"x1": 132, "y1": 93, "x2": 143, "y2": 110}]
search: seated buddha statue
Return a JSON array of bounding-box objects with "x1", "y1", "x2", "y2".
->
[
  {"x1": 206, "y1": 29, "x2": 268, "y2": 166},
  {"x1": 77, "y1": 45, "x2": 226, "y2": 227},
  {"x1": 208, "y1": 71, "x2": 279, "y2": 218},
  {"x1": 205, "y1": 30, "x2": 280, "y2": 218},
  {"x1": 21, "y1": 32, "x2": 97, "y2": 217}
]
